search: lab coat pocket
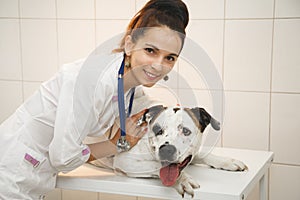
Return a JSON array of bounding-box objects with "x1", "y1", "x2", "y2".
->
[
  {"x1": 14, "y1": 142, "x2": 46, "y2": 192},
  {"x1": 22, "y1": 145, "x2": 46, "y2": 169}
]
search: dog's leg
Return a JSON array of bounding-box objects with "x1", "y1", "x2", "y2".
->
[
  {"x1": 173, "y1": 171, "x2": 200, "y2": 198},
  {"x1": 192, "y1": 153, "x2": 248, "y2": 171}
]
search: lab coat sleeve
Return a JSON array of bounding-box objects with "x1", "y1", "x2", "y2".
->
[{"x1": 49, "y1": 71, "x2": 91, "y2": 173}]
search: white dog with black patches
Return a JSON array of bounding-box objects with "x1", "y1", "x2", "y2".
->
[{"x1": 90, "y1": 105, "x2": 247, "y2": 197}]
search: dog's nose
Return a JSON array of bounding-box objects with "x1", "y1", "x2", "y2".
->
[{"x1": 159, "y1": 143, "x2": 177, "y2": 161}]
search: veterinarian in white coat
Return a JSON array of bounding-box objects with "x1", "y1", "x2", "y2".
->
[{"x1": 0, "y1": 0, "x2": 189, "y2": 199}]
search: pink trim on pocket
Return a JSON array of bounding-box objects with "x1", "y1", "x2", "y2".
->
[{"x1": 24, "y1": 153, "x2": 40, "y2": 168}]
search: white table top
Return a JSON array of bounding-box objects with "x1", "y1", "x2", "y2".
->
[{"x1": 56, "y1": 148, "x2": 274, "y2": 200}]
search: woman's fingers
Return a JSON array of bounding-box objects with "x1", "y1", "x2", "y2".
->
[
  {"x1": 126, "y1": 118, "x2": 144, "y2": 138},
  {"x1": 124, "y1": 109, "x2": 149, "y2": 147},
  {"x1": 126, "y1": 109, "x2": 147, "y2": 135},
  {"x1": 131, "y1": 109, "x2": 147, "y2": 121}
]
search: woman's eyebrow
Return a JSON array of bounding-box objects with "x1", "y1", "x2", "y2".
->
[
  {"x1": 145, "y1": 43, "x2": 179, "y2": 57},
  {"x1": 145, "y1": 43, "x2": 159, "y2": 50}
]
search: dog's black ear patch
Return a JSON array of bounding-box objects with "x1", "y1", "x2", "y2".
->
[
  {"x1": 190, "y1": 107, "x2": 220, "y2": 132},
  {"x1": 145, "y1": 105, "x2": 166, "y2": 123}
]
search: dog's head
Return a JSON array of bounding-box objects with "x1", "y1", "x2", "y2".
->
[{"x1": 141, "y1": 105, "x2": 220, "y2": 186}]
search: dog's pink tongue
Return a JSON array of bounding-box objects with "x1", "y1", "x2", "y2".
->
[{"x1": 159, "y1": 164, "x2": 179, "y2": 186}]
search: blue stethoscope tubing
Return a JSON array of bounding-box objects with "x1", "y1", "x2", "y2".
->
[{"x1": 118, "y1": 55, "x2": 135, "y2": 137}]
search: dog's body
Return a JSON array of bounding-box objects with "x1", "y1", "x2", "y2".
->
[{"x1": 90, "y1": 105, "x2": 247, "y2": 197}]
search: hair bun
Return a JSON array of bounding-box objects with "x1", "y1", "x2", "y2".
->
[
  {"x1": 114, "y1": 0, "x2": 189, "y2": 53},
  {"x1": 149, "y1": 0, "x2": 189, "y2": 29}
]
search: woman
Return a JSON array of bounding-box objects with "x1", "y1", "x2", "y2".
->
[{"x1": 0, "y1": 0, "x2": 189, "y2": 199}]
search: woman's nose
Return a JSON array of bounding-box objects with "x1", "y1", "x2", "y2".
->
[
  {"x1": 151, "y1": 57, "x2": 164, "y2": 71},
  {"x1": 151, "y1": 63, "x2": 163, "y2": 71}
]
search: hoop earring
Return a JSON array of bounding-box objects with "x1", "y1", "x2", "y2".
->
[
  {"x1": 125, "y1": 61, "x2": 131, "y2": 68},
  {"x1": 125, "y1": 54, "x2": 131, "y2": 68}
]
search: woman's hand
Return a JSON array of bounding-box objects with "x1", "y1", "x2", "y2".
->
[
  {"x1": 87, "y1": 109, "x2": 148, "y2": 162},
  {"x1": 110, "y1": 109, "x2": 148, "y2": 151}
]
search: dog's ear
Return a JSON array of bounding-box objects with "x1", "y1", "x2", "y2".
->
[
  {"x1": 190, "y1": 107, "x2": 220, "y2": 132},
  {"x1": 144, "y1": 105, "x2": 165, "y2": 124}
]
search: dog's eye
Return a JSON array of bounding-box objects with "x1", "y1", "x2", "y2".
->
[
  {"x1": 178, "y1": 124, "x2": 191, "y2": 136},
  {"x1": 182, "y1": 127, "x2": 191, "y2": 136},
  {"x1": 152, "y1": 124, "x2": 164, "y2": 136}
]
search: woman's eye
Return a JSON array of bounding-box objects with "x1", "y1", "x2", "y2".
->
[
  {"x1": 152, "y1": 123, "x2": 163, "y2": 136},
  {"x1": 145, "y1": 48, "x2": 154, "y2": 54},
  {"x1": 166, "y1": 55, "x2": 175, "y2": 62}
]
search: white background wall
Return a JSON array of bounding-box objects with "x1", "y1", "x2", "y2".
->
[{"x1": 0, "y1": 0, "x2": 299, "y2": 200}]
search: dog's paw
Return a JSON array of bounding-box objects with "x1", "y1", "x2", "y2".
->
[
  {"x1": 232, "y1": 159, "x2": 248, "y2": 171},
  {"x1": 173, "y1": 172, "x2": 200, "y2": 198},
  {"x1": 203, "y1": 154, "x2": 248, "y2": 172},
  {"x1": 219, "y1": 158, "x2": 248, "y2": 171}
]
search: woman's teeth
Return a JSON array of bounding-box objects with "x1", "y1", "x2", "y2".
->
[{"x1": 145, "y1": 71, "x2": 158, "y2": 78}]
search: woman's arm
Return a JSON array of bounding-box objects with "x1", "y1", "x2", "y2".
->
[
  {"x1": 86, "y1": 109, "x2": 148, "y2": 162},
  {"x1": 87, "y1": 140, "x2": 117, "y2": 162}
]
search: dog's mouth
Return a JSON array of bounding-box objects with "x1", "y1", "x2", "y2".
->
[{"x1": 159, "y1": 155, "x2": 192, "y2": 186}]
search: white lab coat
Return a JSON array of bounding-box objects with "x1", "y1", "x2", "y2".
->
[{"x1": 0, "y1": 53, "x2": 158, "y2": 199}]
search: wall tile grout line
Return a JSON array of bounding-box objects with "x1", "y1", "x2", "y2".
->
[
  {"x1": 55, "y1": 0, "x2": 59, "y2": 72},
  {"x1": 272, "y1": 162, "x2": 300, "y2": 167},
  {"x1": 94, "y1": 0, "x2": 97, "y2": 53},
  {"x1": 221, "y1": 0, "x2": 227, "y2": 148},
  {"x1": 267, "y1": 2, "x2": 277, "y2": 199},
  {"x1": 17, "y1": 0, "x2": 24, "y2": 102},
  {"x1": 268, "y1": 0, "x2": 276, "y2": 154}
]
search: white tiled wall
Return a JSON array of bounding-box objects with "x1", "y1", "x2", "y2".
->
[
  {"x1": 0, "y1": 0, "x2": 299, "y2": 200},
  {"x1": 21, "y1": 19, "x2": 58, "y2": 81},
  {"x1": 224, "y1": 20, "x2": 273, "y2": 92}
]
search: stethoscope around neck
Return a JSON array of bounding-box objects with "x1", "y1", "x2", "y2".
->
[{"x1": 116, "y1": 54, "x2": 135, "y2": 152}]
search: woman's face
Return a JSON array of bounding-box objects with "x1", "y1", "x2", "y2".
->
[{"x1": 125, "y1": 27, "x2": 183, "y2": 88}]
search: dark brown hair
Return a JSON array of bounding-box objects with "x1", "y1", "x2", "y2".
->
[{"x1": 114, "y1": 0, "x2": 189, "y2": 52}]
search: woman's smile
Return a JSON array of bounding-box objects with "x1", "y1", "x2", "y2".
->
[{"x1": 144, "y1": 69, "x2": 161, "y2": 81}]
